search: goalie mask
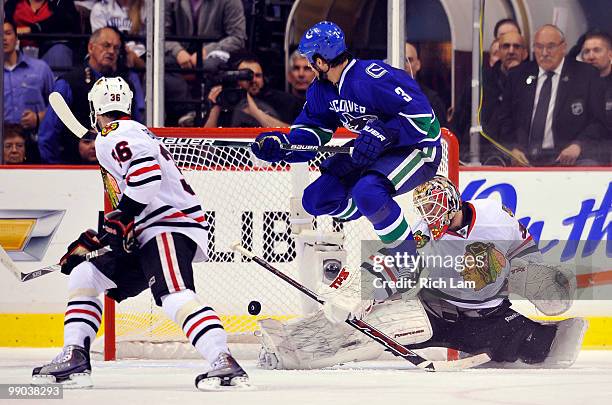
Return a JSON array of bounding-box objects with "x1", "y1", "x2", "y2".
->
[
  {"x1": 413, "y1": 175, "x2": 461, "y2": 240},
  {"x1": 88, "y1": 76, "x2": 133, "y2": 128}
]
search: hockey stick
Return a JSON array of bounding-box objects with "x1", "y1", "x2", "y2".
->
[
  {"x1": 49, "y1": 92, "x2": 89, "y2": 138},
  {"x1": 48, "y1": 92, "x2": 121, "y2": 209},
  {"x1": 50, "y1": 92, "x2": 352, "y2": 154},
  {"x1": 0, "y1": 244, "x2": 110, "y2": 282},
  {"x1": 231, "y1": 243, "x2": 491, "y2": 371},
  {"x1": 161, "y1": 138, "x2": 353, "y2": 154}
]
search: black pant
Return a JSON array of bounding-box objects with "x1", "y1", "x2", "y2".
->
[
  {"x1": 411, "y1": 294, "x2": 557, "y2": 363},
  {"x1": 92, "y1": 233, "x2": 197, "y2": 306}
]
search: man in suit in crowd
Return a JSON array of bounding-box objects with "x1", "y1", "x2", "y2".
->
[{"x1": 500, "y1": 24, "x2": 606, "y2": 166}]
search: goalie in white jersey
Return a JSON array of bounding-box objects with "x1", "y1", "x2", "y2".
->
[
  {"x1": 257, "y1": 176, "x2": 587, "y2": 370},
  {"x1": 31, "y1": 77, "x2": 249, "y2": 390}
]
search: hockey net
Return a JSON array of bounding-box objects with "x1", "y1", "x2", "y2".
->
[{"x1": 97, "y1": 128, "x2": 459, "y2": 360}]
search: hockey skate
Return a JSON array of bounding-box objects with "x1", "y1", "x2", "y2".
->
[
  {"x1": 195, "y1": 352, "x2": 250, "y2": 391},
  {"x1": 31, "y1": 345, "x2": 93, "y2": 388}
]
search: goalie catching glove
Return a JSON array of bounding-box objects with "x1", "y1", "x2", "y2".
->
[
  {"x1": 103, "y1": 209, "x2": 137, "y2": 254},
  {"x1": 251, "y1": 131, "x2": 291, "y2": 162},
  {"x1": 60, "y1": 229, "x2": 104, "y2": 275},
  {"x1": 508, "y1": 258, "x2": 577, "y2": 316}
]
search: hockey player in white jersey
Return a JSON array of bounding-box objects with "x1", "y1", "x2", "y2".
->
[
  {"x1": 31, "y1": 77, "x2": 249, "y2": 390},
  {"x1": 257, "y1": 176, "x2": 587, "y2": 370}
]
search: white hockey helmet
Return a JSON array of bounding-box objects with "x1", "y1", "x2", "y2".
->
[
  {"x1": 88, "y1": 76, "x2": 133, "y2": 128},
  {"x1": 413, "y1": 175, "x2": 461, "y2": 240}
]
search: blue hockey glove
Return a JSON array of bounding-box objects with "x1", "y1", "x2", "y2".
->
[
  {"x1": 320, "y1": 140, "x2": 362, "y2": 179},
  {"x1": 251, "y1": 131, "x2": 291, "y2": 162},
  {"x1": 352, "y1": 120, "x2": 395, "y2": 166},
  {"x1": 103, "y1": 209, "x2": 137, "y2": 255},
  {"x1": 60, "y1": 229, "x2": 104, "y2": 275}
]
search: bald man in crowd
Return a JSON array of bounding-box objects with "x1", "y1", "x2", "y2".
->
[{"x1": 500, "y1": 25, "x2": 606, "y2": 166}]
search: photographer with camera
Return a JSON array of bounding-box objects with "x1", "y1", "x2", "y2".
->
[{"x1": 204, "y1": 54, "x2": 303, "y2": 128}]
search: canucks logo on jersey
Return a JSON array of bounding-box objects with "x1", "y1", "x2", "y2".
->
[{"x1": 340, "y1": 112, "x2": 378, "y2": 132}]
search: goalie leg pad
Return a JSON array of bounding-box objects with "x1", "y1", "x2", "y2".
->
[
  {"x1": 540, "y1": 317, "x2": 588, "y2": 368},
  {"x1": 363, "y1": 297, "x2": 433, "y2": 346},
  {"x1": 257, "y1": 310, "x2": 383, "y2": 370}
]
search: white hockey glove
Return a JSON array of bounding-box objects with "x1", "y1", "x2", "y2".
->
[{"x1": 509, "y1": 258, "x2": 577, "y2": 316}]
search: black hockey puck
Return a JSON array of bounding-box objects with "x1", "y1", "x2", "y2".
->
[{"x1": 248, "y1": 300, "x2": 262, "y2": 315}]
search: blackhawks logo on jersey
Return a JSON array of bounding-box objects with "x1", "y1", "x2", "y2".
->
[
  {"x1": 460, "y1": 242, "x2": 506, "y2": 291},
  {"x1": 101, "y1": 122, "x2": 119, "y2": 136},
  {"x1": 413, "y1": 230, "x2": 430, "y2": 249}
]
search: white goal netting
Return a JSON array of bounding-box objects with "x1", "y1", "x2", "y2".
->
[{"x1": 96, "y1": 130, "x2": 458, "y2": 360}]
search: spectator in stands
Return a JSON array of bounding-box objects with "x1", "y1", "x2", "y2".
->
[
  {"x1": 581, "y1": 30, "x2": 612, "y2": 78},
  {"x1": 204, "y1": 54, "x2": 302, "y2": 128},
  {"x1": 494, "y1": 18, "x2": 521, "y2": 39},
  {"x1": 165, "y1": 0, "x2": 246, "y2": 68},
  {"x1": 77, "y1": 137, "x2": 97, "y2": 164},
  {"x1": 3, "y1": 20, "x2": 54, "y2": 163},
  {"x1": 164, "y1": 0, "x2": 247, "y2": 125},
  {"x1": 488, "y1": 19, "x2": 521, "y2": 68},
  {"x1": 482, "y1": 32, "x2": 528, "y2": 140},
  {"x1": 38, "y1": 27, "x2": 145, "y2": 163},
  {"x1": 4, "y1": 0, "x2": 80, "y2": 71},
  {"x1": 580, "y1": 30, "x2": 612, "y2": 163},
  {"x1": 287, "y1": 50, "x2": 314, "y2": 105},
  {"x1": 500, "y1": 24, "x2": 606, "y2": 166},
  {"x1": 404, "y1": 42, "x2": 447, "y2": 127},
  {"x1": 2, "y1": 124, "x2": 28, "y2": 164},
  {"x1": 90, "y1": 0, "x2": 146, "y2": 69},
  {"x1": 449, "y1": 18, "x2": 525, "y2": 163}
]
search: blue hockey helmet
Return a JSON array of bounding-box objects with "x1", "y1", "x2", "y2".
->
[{"x1": 298, "y1": 21, "x2": 347, "y2": 64}]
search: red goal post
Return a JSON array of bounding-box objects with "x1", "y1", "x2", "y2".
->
[{"x1": 102, "y1": 127, "x2": 459, "y2": 361}]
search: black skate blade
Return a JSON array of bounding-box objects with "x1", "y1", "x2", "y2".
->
[
  {"x1": 31, "y1": 372, "x2": 93, "y2": 389},
  {"x1": 196, "y1": 375, "x2": 253, "y2": 392}
]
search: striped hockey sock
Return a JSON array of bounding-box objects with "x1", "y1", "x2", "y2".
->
[
  {"x1": 63, "y1": 297, "x2": 102, "y2": 347},
  {"x1": 162, "y1": 290, "x2": 230, "y2": 362},
  {"x1": 182, "y1": 305, "x2": 228, "y2": 362}
]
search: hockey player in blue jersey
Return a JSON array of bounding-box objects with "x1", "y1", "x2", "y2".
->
[{"x1": 251, "y1": 21, "x2": 442, "y2": 306}]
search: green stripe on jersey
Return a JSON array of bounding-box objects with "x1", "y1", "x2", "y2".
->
[{"x1": 290, "y1": 126, "x2": 334, "y2": 145}]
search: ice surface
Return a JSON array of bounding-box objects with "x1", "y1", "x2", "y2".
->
[{"x1": 1, "y1": 348, "x2": 611, "y2": 405}]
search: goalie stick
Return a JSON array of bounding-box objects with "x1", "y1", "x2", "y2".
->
[
  {"x1": 0, "y1": 244, "x2": 110, "y2": 282},
  {"x1": 231, "y1": 243, "x2": 491, "y2": 371}
]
